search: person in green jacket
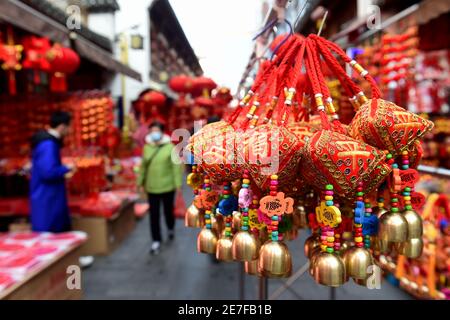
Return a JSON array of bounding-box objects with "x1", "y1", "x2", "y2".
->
[{"x1": 137, "y1": 121, "x2": 183, "y2": 254}]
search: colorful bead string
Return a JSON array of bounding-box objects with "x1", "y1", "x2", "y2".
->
[
  {"x1": 203, "y1": 174, "x2": 212, "y2": 230},
  {"x1": 223, "y1": 181, "x2": 233, "y2": 238},
  {"x1": 401, "y1": 150, "x2": 413, "y2": 211},
  {"x1": 269, "y1": 174, "x2": 280, "y2": 242},
  {"x1": 192, "y1": 165, "x2": 199, "y2": 197},
  {"x1": 240, "y1": 170, "x2": 250, "y2": 232},
  {"x1": 386, "y1": 153, "x2": 400, "y2": 214},
  {"x1": 354, "y1": 182, "x2": 364, "y2": 248},
  {"x1": 321, "y1": 184, "x2": 335, "y2": 253},
  {"x1": 364, "y1": 198, "x2": 372, "y2": 249}
]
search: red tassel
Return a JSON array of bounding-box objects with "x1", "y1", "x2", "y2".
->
[
  {"x1": 8, "y1": 71, "x2": 16, "y2": 95},
  {"x1": 50, "y1": 72, "x2": 67, "y2": 92}
]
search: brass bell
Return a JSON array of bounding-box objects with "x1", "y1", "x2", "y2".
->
[
  {"x1": 244, "y1": 260, "x2": 260, "y2": 276},
  {"x1": 309, "y1": 246, "x2": 322, "y2": 276},
  {"x1": 403, "y1": 210, "x2": 423, "y2": 239},
  {"x1": 343, "y1": 247, "x2": 373, "y2": 279},
  {"x1": 258, "y1": 241, "x2": 292, "y2": 278},
  {"x1": 197, "y1": 228, "x2": 218, "y2": 254},
  {"x1": 375, "y1": 237, "x2": 391, "y2": 254},
  {"x1": 216, "y1": 237, "x2": 234, "y2": 262},
  {"x1": 232, "y1": 211, "x2": 241, "y2": 233},
  {"x1": 338, "y1": 241, "x2": 350, "y2": 255},
  {"x1": 312, "y1": 252, "x2": 346, "y2": 287},
  {"x1": 232, "y1": 231, "x2": 260, "y2": 261},
  {"x1": 292, "y1": 205, "x2": 308, "y2": 228},
  {"x1": 185, "y1": 203, "x2": 204, "y2": 228},
  {"x1": 378, "y1": 211, "x2": 408, "y2": 243},
  {"x1": 397, "y1": 237, "x2": 423, "y2": 258},
  {"x1": 373, "y1": 206, "x2": 388, "y2": 218},
  {"x1": 304, "y1": 235, "x2": 320, "y2": 258}
]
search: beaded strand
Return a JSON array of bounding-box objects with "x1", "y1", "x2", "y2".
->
[
  {"x1": 401, "y1": 151, "x2": 413, "y2": 211},
  {"x1": 240, "y1": 170, "x2": 250, "y2": 232}
]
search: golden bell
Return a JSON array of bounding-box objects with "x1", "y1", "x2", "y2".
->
[
  {"x1": 244, "y1": 259, "x2": 260, "y2": 276},
  {"x1": 397, "y1": 237, "x2": 423, "y2": 258},
  {"x1": 212, "y1": 214, "x2": 225, "y2": 236},
  {"x1": 258, "y1": 241, "x2": 292, "y2": 278},
  {"x1": 373, "y1": 206, "x2": 388, "y2": 218},
  {"x1": 309, "y1": 247, "x2": 322, "y2": 276},
  {"x1": 378, "y1": 211, "x2": 408, "y2": 243},
  {"x1": 312, "y1": 252, "x2": 346, "y2": 287},
  {"x1": 343, "y1": 247, "x2": 373, "y2": 279},
  {"x1": 338, "y1": 241, "x2": 350, "y2": 255},
  {"x1": 403, "y1": 210, "x2": 423, "y2": 239},
  {"x1": 292, "y1": 205, "x2": 308, "y2": 228},
  {"x1": 197, "y1": 228, "x2": 218, "y2": 254},
  {"x1": 185, "y1": 203, "x2": 204, "y2": 228},
  {"x1": 232, "y1": 231, "x2": 260, "y2": 261},
  {"x1": 372, "y1": 236, "x2": 390, "y2": 254},
  {"x1": 216, "y1": 237, "x2": 234, "y2": 261},
  {"x1": 304, "y1": 235, "x2": 320, "y2": 258},
  {"x1": 232, "y1": 211, "x2": 241, "y2": 233}
]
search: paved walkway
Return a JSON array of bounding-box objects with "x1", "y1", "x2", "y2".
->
[{"x1": 82, "y1": 189, "x2": 412, "y2": 300}]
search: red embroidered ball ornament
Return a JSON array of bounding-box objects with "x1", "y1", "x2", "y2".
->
[
  {"x1": 236, "y1": 124, "x2": 303, "y2": 190},
  {"x1": 300, "y1": 130, "x2": 391, "y2": 198},
  {"x1": 188, "y1": 121, "x2": 242, "y2": 183},
  {"x1": 348, "y1": 99, "x2": 434, "y2": 155}
]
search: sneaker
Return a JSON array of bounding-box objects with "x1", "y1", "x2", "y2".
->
[
  {"x1": 79, "y1": 256, "x2": 94, "y2": 268},
  {"x1": 168, "y1": 230, "x2": 175, "y2": 241},
  {"x1": 150, "y1": 241, "x2": 161, "y2": 255}
]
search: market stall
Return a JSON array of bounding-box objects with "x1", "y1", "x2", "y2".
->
[{"x1": 0, "y1": 231, "x2": 86, "y2": 300}]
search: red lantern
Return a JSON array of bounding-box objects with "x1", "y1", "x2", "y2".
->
[
  {"x1": 168, "y1": 75, "x2": 194, "y2": 93},
  {"x1": 141, "y1": 90, "x2": 166, "y2": 107},
  {"x1": 191, "y1": 76, "x2": 217, "y2": 97},
  {"x1": 22, "y1": 36, "x2": 51, "y2": 83},
  {"x1": 46, "y1": 44, "x2": 80, "y2": 92},
  {"x1": 0, "y1": 27, "x2": 23, "y2": 95}
]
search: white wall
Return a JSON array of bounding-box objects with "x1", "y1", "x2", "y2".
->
[
  {"x1": 110, "y1": 0, "x2": 155, "y2": 113},
  {"x1": 87, "y1": 12, "x2": 116, "y2": 41}
]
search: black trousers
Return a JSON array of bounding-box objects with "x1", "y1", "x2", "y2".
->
[{"x1": 147, "y1": 191, "x2": 175, "y2": 242}]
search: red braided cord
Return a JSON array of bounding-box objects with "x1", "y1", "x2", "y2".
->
[
  {"x1": 312, "y1": 35, "x2": 381, "y2": 98},
  {"x1": 314, "y1": 38, "x2": 360, "y2": 97},
  {"x1": 305, "y1": 39, "x2": 331, "y2": 130}
]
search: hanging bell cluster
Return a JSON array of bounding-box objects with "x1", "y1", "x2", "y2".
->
[{"x1": 184, "y1": 33, "x2": 432, "y2": 286}]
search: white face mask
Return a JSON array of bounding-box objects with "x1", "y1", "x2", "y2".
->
[{"x1": 150, "y1": 131, "x2": 162, "y2": 142}]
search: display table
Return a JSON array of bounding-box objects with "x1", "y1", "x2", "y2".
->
[
  {"x1": 72, "y1": 200, "x2": 136, "y2": 256},
  {"x1": 0, "y1": 231, "x2": 86, "y2": 300}
]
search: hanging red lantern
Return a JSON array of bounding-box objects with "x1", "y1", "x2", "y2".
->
[
  {"x1": 22, "y1": 36, "x2": 51, "y2": 84},
  {"x1": 141, "y1": 90, "x2": 166, "y2": 107},
  {"x1": 0, "y1": 26, "x2": 23, "y2": 95},
  {"x1": 168, "y1": 75, "x2": 194, "y2": 93},
  {"x1": 191, "y1": 76, "x2": 217, "y2": 97},
  {"x1": 46, "y1": 44, "x2": 80, "y2": 92}
]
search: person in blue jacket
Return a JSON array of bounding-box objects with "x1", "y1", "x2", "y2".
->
[{"x1": 30, "y1": 111, "x2": 74, "y2": 233}]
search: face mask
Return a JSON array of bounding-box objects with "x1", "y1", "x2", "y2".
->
[{"x1": 150, "y1": 131, "x2": 162, "y2": 142}]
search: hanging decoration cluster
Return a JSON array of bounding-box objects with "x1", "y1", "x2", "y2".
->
[{"x1": 184, "y1": 33, "x2": 434, "y2": 287}]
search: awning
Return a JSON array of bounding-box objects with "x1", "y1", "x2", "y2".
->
[{"x1": 0, "y1": 0, "x2": 142, "y2": 81}]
